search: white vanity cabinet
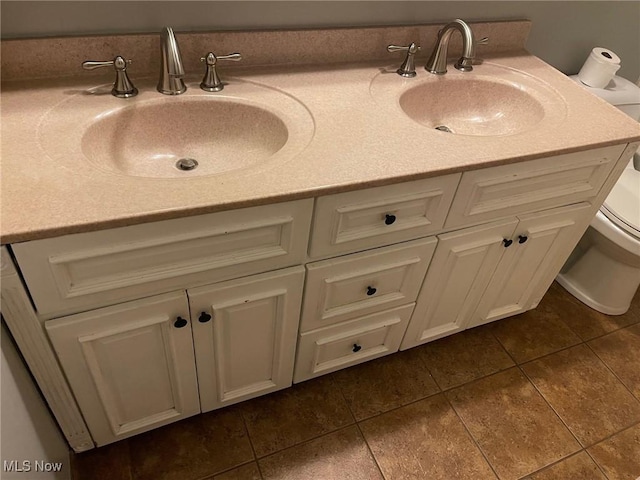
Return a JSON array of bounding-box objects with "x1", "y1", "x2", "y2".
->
[{"x1": 2, "y1": 142, "x2": 633, "y2": 451}]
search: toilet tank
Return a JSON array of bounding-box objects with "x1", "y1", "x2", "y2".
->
[{"x1": 570, "y1": 74, "x2": 640, "y2": 121}]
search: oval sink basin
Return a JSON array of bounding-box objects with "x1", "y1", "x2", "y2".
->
[
  {"x1": 39, "y1": 80, "x2": 315, "y2": 178},
  {"x1": 83, "y1": 98, "x2": 289, "y2": 177},
  {"x1": 371, "y1": 63, "x2": 567, "y2": 137}
]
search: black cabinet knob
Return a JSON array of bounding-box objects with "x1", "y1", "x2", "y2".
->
[
  {"x1": 174, "y1": 317, "x2": 188, "y2": 328},
  {"x1": 352, "y1": 343, "x2": 362, "y2": 353},
  {"x1": 384, "y1": 214, "x2": 397, "y2": 225},
  {"x1": 366, "y1": 286, "x2": 377, "y2": 296},
  {"x1": 518, "y1": 235, "x2": 528, "y2": 244},
  {"x1": 502, "y1": 239, "x2": 513, "y2": 248},
  {"x1": 198, "y1": 312, "x2": 212, "y2": 323}
]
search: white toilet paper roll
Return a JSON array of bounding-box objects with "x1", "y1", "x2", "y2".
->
[{"x1": 578, "y1": 47, "x2": 621, "y2": 89}]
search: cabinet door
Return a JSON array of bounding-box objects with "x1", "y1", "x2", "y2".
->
[
  {"x1": 45, "y1": 291, "x2": 199, "y2": 446},
  {"x1": 470, "y1": 202, "x2": 593, "y2": 327},
  {"x1": 400, "y1": 218, "x2": 518, "y2": 350},
  {"x1": 189, "y1": 267, "x2": 304, "y2": 413}
]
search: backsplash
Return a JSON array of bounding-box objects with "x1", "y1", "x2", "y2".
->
[{"x1": 1, "y1": 20, "x2": 530, "y2": 81}]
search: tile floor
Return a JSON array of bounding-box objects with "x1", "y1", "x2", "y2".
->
[{"x1": 71, "y1": 282, "x2": 640, "y2": 480}]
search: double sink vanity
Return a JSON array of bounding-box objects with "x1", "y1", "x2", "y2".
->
[{"x1": 2, "y1": 20, "x2": 639, "y2": 451}]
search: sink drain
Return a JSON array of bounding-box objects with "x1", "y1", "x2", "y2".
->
[
  {"x1": 435, "y1": 125, "x2": 453, "y2": 133},
  {"x1": 176, "y1": 158, "x2": 198, "y2": 171}
]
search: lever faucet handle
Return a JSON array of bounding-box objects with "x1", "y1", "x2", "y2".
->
[
  {"x1": 387, "y1": 42, "x2": 420, "y2": 77},
  {"x1": 476, "y1": 37, "x2": 489, "y2": 45},
  {"x1": 82, "y1": 56, "x2": 138, "y2": 98},
  {"x1": 199, "y1": 52, "x2": 243, "y2": 92}
]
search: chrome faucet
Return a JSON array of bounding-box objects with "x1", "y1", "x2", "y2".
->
[
  {"x1": 158, "y1": 27, "x2": 186, "y2": 95},
  {"x1": 425, "y1": 19, "x2": 486, "y2": 74}
]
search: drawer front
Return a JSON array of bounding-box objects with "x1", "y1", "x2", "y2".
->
[
  {"x1": 310, "y1": 174, "x2": 460, "y2": 259},
  {"x1": 13, "y1": 199, "x2": 313, "y2": 319},
  {"x1": 294, "y1": 303, "x2": 414, "y2": 383},
  {"x1": 445, "y1": 144, "x2": 626, "y2": 229},
  {"x1": 301, "y1": 237, "x2": 436, "y2": 332}
]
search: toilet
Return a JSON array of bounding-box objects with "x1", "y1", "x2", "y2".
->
[{"x1": 556, "y1": 74, "x2": 640, "y2": 315}]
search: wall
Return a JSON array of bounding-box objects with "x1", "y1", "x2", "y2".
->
[
  {"x1": 1, "y1": 324, "x2": 70, "y2": 480},
  {"x1": 1, "y1": 1, "x2": 639, "y2": 82}
]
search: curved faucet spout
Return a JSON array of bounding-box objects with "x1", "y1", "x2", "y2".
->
[
  {"x1": 425, "y1": 19, "x2": 476, "y2": 75},
  {"x1": 158, "y1": 27, "x2": 187, "y2": 95}
]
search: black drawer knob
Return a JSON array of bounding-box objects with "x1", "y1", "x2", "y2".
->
[
  {"x1": 198, "y1": 312, "x2": 212, "y2": 323},
  {"x1": 518, "y1": 235, "x2": 528, "y2": 244},
  {"x1": 384, "y1": 214, "x2": 397, "y2": 225},
  {"x1": 352, "y1": 343, "x2": 362, "y2": 353},
  {"x1": 366, "y1": 286, "x2": 377, "y2": 296},
  {"x1": 502, "y1": 238, "x2": 513, "y2": 248},
  {"x1": 174, "y1": 317, "x2": 188, "y2": 328}
]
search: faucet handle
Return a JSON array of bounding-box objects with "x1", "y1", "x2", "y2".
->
[
  {"x1": 387, "y1": 43, "x2": 420, "y2": 78},
  {"x1": 476, "y1": 37, "x2": 489, "y2": 45},
  {"x1": 81, "y1": 56, "x2": 138, "y2": 98},
  {"x1": 199, "y1": 52, "x2": 243, "y2": 92}
]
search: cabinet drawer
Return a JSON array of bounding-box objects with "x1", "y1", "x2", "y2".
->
[
  {"x1": 445, "y1": 144, "x2": 625, "y2": 229},
  {"x1": 310, "y1": 174, "x2": 459, "y2": 258},
  {"x1": 13, "y1": 199, "x2": 313, "y2": 319},
  {"x1": 294, "y1": 303, "x2": 414, "y2": 383},
  {"x1": 301, "y1": 237, "x2": 436, "y2": 332}
]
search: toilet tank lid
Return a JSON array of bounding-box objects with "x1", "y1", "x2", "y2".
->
[{"x1": 570, "y1": 74, "x2": 640, "y2": 106}]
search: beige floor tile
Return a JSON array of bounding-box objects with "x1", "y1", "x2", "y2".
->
[
  {"x1": 416, "y1": 324, "x2": 514, "y2": 390},
  {"x1": 588, "y1": 423, "x2": 640, "y2": 480},
  {"x1": 211, "y1": 462, "x2": 262, "y2": 480},
  {"x1": 334, "y1": 348, "x2": 439, "y2": 420},
  {"x1": 491, "y1": 300, "x2": 581, "y2": 364},
  {"x1": 259, "y1": 426, "x2": 382, "y2": 480},
  {"x1": 550, "y1": 282, "x2": 639, "y2": 341},
  {"x1": 241, "y1": 375, "x2": 354, "y2": 458},
  {"x1": 522, "y1": 344, "x2": 640, "y2": 446},
  {"x1": 526, "y1": 451, "x2": 606, "y2": 480},
  {"x1": 359, "y1": 394, "x2": 497, "y2": 480},
  {"x1": 71, "y1": 440, "x2": 132, "y2": 480},
  {"x1": 128, "y1": 407, "x2": 254, "y2": 480},
  {"x1": 589, "y1": 323, "x2": 640, "y2": 399},
  {"x1": 446, "y1": 368, "x2": 580, "y2": 480}
]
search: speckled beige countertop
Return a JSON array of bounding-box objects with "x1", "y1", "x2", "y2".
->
[{"x1": 2, "y1": 23, "x2": 640, "y2": 244}]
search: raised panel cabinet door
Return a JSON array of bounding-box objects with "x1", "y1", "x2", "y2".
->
[
  {"x1": 45, "y1": 291, "x2": 200, "y2": 447},
  {"x1": 400, "y1": 218, "x2": 518, "y2": 350},
  {"x1": 188, "y1": 266, "x2": 304, "y2": 413},
  {"x1": 470, "y1": 202, "x2": 594, "y2": 327}
]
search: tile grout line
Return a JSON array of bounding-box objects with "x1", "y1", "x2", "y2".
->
[
  {"x1": 514, "y1": 450, "x2": 589, "y2": 480},
  {"x1": 582, "y1": 419, "x2": 640, "y2": 480},
  {"x1": 353, "y1": 422, "x2": 388, "y2": 480},
  {"x1": 331, "y1": 375, "x2": 387, "y2": 480},
  {"x1": 583, "y1": 448, "x2": 613, "y2": 480},
  {"x1": 442, "y1": 393, "x2": 502, "y2": 480},
  {"x1": 585, "y1": 333, "x2": 640, "y2": 404},
  {"x1": 237, "y1": 408, "x2": 265, "y2": 480},
  {"x1": 517, "y1": 362, "x2": 586, "y2": 451}
]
